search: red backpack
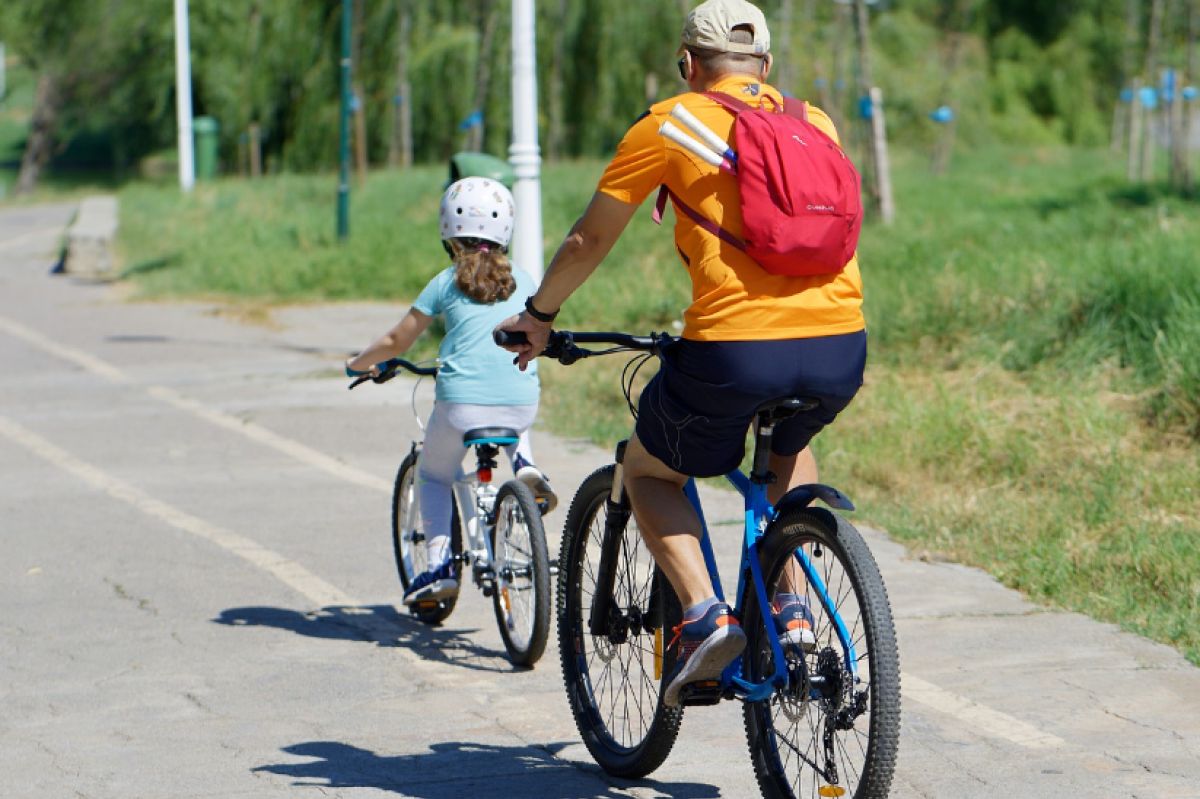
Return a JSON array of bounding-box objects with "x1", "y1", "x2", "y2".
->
[{"x1": 655, "y1": 92, "x2": 862, "y2": 277}]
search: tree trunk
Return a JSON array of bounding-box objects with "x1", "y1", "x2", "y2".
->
[
  {"x1": 1129, "y1": 78, "x2": 1145, "y2": 179},
  {"x1": 831, "y1": 4, "x2": 851, "y2": 144},
  {"x1": 16, "y1": 73, "x2": 62, "y2": 196},
  {"x1": 466, "y1": 0, "x2": 500, "y2": 153},
  {"x1": 389, "y1": 0, "x2": 413, "y2": 168},
  {"x1": 1184, "y1": 0, "x2": 1198, "y2": 191},
  {"x1": 353, "y1": 85, "x2": 368, "y2": 183},
  {"x1": 931, "y1": 0, "x2": 971, "y2": 175},
  {"x1": 776, "y1": 0, "x2": 794, "y2": 96},
  {"x1": 1140, "y1": 0, "x2": 1165, "y2": 181},
  {"x1": 249, "y1": 123, "x2": 263, "y2": 177},
  {"x1": 1115, "y1": 0, "x2": 1140, "y2": 152},
  {"x1": 853, "y1": 0, "x2": 894, "y2": 223},
  {"x1": 546, "y1": 0, "x2": 569, "y2": 160}
]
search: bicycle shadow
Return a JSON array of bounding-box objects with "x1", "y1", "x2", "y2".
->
[
  {"x1": 253, "y1": 739, "x2": 720, "y2": 799},
  {"x1": 213, "y1": 604, "x2": 518, "y2": 673}
]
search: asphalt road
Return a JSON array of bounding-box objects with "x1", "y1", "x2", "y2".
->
[{"x1": 3, "y1": 201, "x2": 1198, "y2": 799}]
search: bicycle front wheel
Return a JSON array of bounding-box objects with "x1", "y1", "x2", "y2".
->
[
  {"x1": 392, "y1": 450, "x2": 461, "y2": 626},
  {"x1": 491, "y1": 480, "x2": 551, "y2": 667},
  {"x1": 557, "y1": 464, "x2": 683, "y2": 778},
  {"x1": 741, "y1": 507, "x2": 900, "y2": 799}
]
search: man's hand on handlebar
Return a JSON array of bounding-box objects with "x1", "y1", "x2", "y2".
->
[{"x1": 494, "y1": 311, "x2": 551, "y2": 371}]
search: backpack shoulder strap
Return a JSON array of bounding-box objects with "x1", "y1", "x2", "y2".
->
[
  {"x1": 782, "y1": 97, "x2": 809, "y2": 122},
  {"x1": 653, "y1": 185, "x2": 747, "y2": 252},
  {"x1": 708, "y1": 90, "x2": 807, "y2": 119},
  {"x1": 704, "y1": 91, "x2": 752, "y2": 115}
]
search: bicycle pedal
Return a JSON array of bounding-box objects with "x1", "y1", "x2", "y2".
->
[{"x1": 678, "y1": 680, "x2": 724, "y2": 707}]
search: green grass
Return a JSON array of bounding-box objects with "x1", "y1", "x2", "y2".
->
[{"x1": 115, "y1": 146, "x2": 1200, "y2": 666}]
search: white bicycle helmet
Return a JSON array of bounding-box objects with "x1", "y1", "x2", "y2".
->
[{"x1": 439, "y1": 177, "x2": 515, "y2": 249}]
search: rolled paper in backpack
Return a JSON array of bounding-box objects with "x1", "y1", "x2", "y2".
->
[
  {"x1": 669, "y1": 104, "x2": 738, "y2": 166},
  {"x1": 658, "y1": 120, "x2": 736, "y2": 173}
]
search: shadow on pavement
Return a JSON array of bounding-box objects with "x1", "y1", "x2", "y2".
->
[
  {"x1": 254, "y1": 740, "x2": 720, "y2": 799},
  {"x1": 213, "y1": 604, "x2": 518, "y2": 673}
]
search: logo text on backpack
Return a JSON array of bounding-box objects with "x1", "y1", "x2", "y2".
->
[{"x1": 806, "y1": 204, "x2": 836, "y2": 213}]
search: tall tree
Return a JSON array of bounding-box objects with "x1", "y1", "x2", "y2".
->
[
  {"x1": 545, "y1": 0, "x2": 570, "y2": 160},
  {"x1": 1139, "y1": 0, "x2": 1165, "y2": 180},
  {"x1": 5, "y1": 0, "x2": 172, "y2": 193},
  {"x1": 389, "y1": 0, "x2": 413, "y2": 168}
]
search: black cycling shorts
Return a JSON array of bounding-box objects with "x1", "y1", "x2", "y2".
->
[{"x1": 634, "y1": 331, "x2": 867, "y2": 478}]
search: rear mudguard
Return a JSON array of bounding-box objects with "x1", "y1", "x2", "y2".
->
[{"x1": 772, "y1": 483, "x2": 855, "y2": 518}]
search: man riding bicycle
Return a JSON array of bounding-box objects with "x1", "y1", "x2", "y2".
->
[{"x1": 499, "y1": 0, "x2": 866, "y2": 707}]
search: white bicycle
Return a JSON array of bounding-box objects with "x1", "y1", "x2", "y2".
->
[{"x1": 349, "y1": 358, "x2": 551, "y2": 667}]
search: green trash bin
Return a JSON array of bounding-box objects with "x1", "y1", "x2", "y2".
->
[
  {"x1": 448, "y1": 151, "x2": 514, "y2": 189},
  {"x1": 192, "y1": 116, "x2": 220, "y2": 180}
]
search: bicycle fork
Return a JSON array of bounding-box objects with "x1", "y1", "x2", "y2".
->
[{"x1": 587, "y1": 442, "x2": 631, "y2": 640}]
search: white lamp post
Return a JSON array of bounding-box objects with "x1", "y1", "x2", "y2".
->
[
  {"x1": 174, "y1": 0, "x2": 195, "y2": 192},
  {"x1": 509, "y1": 0, "x2": 543, "y2": 282}
]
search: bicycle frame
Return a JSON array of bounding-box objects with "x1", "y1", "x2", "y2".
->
[
  {"x1": 502, "y1": 329, "x2": 861, "y2": 702},
  {"x1": 401, "y1": 439, "x2": 504, "y2": 588},
  {"x1": 686, "y1": 471, "x2": 859, "y2": 706},
  {"x1": 450, "y1": 467, "x2": 499, "y2": 571},
  {"x1": 677, "y1": 401, "x2": 861, "y2": 705}
]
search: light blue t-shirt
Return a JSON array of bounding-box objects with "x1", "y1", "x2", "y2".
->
[{"x1": 413, "y1": 265, "x2": 539, "y2": 406}]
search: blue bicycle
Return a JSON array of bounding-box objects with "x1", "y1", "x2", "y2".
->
[{"x1": 512, "y1": 329, "x2": 900, "y2": 799}]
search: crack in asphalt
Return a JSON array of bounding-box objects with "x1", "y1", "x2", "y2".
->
[{"x1": 104, "y1": 576, "x2": 159, "y2": 616}]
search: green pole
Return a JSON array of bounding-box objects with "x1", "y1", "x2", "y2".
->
[{"x1": 337, "y1": 0, "x2": 352, "y2": 240}]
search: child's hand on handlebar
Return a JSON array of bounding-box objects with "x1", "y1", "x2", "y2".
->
[{"x1": 345, "y1": 358, "x2": 380, "y2": 379}]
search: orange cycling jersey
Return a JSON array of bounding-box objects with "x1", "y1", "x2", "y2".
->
[{"x1": 597, "y1": 75, "x2": 865, "y2": 341}]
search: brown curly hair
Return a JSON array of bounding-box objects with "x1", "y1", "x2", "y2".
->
[{"x1": 450, "y1": 239, "x2": 516, "y2": 304}]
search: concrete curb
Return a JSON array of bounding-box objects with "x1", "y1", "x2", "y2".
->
[{"x1": 63, "y1": 195, "x2": 117, "y2": 276}]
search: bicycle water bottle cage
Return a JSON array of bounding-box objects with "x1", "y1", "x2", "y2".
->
[{"x1": 461, "y1": 428, "x2": 520, "y2": 447}]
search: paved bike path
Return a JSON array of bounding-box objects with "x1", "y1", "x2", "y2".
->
[{"x1": 2, "y1": 201, "x2": 1198, "y2": 798}]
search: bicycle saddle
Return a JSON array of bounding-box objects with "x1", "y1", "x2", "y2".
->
[
  {"x1": 462, "y1": 427, "x2": 520, "y2": 447},
  {"x1": 754, "y1": 396, "x2": 819, "y2": 423}
]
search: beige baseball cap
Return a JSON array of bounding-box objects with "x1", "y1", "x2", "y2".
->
[{"x1": 679, "y1": 0, "x2": 771, "y2": 55}]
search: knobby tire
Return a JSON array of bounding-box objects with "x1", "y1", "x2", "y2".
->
[
  {"x1": 741, "y1": 507, "x2": 900, "y2": 799},
  {"x1": 557, "y1": 465, "x2": 684, "y2": 778}
]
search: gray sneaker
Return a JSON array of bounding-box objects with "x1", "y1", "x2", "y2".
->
[
  {"x1": 662, "y1": 603, "x2": 746, "y2": 708},
  {"x1": 516, "y1": 465, "x2": 558, "y2": 513}
]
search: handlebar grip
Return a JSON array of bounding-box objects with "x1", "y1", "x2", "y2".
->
[{"x1": 493, "y1": 329, "x2": 529, "y2": 346}]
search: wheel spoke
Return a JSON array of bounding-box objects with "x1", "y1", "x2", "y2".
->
[{"x1": 744, "y1": 514, "x2": 898, "y2": 799}]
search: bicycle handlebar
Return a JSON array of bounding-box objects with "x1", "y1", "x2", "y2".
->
[
  {"x1": 493, "y1": 328, "x2": 672, "y2": 365},
  {"x1": 347, "y1": 357, "x2": 438, "y2": 389}
]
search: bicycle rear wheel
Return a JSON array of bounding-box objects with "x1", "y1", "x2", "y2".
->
[
  {"x1": 741, "y1": 507, "x2": 900, "y2": 799},
  {"x1": 557, "y1": 464, "x2": 684, "y2": 778},
  {"x1": 392, "y1": 449, "x2": 462, "y2": 626},
  {"x1": 491, "y1": 480, "x2": 551, "y2": 667}
]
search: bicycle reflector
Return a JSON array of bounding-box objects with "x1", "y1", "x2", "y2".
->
[
  {"x1": 818, "y1": 786, "x2": 847, "y2": 797},
  {"x1": 478, "y1": 467, "x2": 493, "y2": 483}
]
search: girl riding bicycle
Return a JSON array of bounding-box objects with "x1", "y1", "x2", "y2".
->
[{"x1": 346, "y1": 177, "x2": 557, "y2": 606}]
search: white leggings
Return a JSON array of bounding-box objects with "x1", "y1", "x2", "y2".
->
[{"x1": 418, "y1": 401, "x2": 538, "y2": 566}]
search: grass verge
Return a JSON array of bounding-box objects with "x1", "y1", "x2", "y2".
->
[{"x1": 116, "y1": 147, "x2": 1200, "y2": 666}]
